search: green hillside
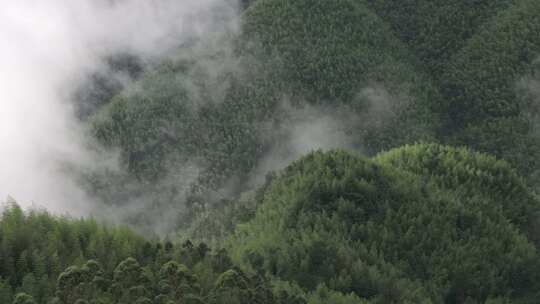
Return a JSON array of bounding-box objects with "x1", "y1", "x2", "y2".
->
[
  {"x1": 5, "y1": 0, "x2": 540, "y2": 303},
  {"x1": 0, "y1": 205, "x2": 274, "y2": 304},
  {"x1": 5, "y1": 145, "x2": 539, "y2": 303},
  {"x1": 376, "y1": 144, "x2": 540, "y2": 244},
  {"x1": 365, "y1": 0, "x2": 513, "y2": 77},
  {"x1": 439, "y1": 0, "x2": 540, "y2": 181},
  {"x1": 88, "y1": 0, "x2": 442, "y2": 220},
  {"x1": 242, "y1": 0, "x2": 439, "y2": 147},
  {"x1": 229, "y1": 146, "x2": 540, "y2": 303}
]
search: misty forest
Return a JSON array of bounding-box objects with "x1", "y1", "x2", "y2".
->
[{"x1": 2, "y1": 0, "x2": 540, "y2": 303}]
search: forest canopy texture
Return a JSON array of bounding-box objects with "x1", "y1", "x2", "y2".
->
[{"x1": 3, "y1": 0, "x2": 540, "y2": 303}]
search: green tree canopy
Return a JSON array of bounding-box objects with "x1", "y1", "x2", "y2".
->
[{"x1": 229, "y1": 146, "x2": 540, "y2": 302}]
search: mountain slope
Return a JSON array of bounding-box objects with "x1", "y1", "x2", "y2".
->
[{"x1": 229, "y1": 146, "x2": 540, "y2": 302}]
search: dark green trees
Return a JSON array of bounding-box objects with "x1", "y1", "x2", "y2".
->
[
  {"x1": 0, "y1": 205, "x2": 147, "y2": 303},
  {"x1": 0, "y1": 203, "x2": 273, "y2": 303},
  {"x1": 7, "y1": 1, "x2": 540, "y2": 303},
  {"x1": 12, "y1": 293, "x2": 36, "y2": 304},
  {"x1": 438, "y1": 0, "x2": 540, "y2": 181},
  {"x1": 50, "y1": 256, "x2": 272, "y2": 304},
  {"x1": 55, "y1": 260, "x2": 107, "y2": 304},
  {"x1": 0, "y1": 279, "x2": 13, "y2": 304},
  {"x1": 229, "y1": 146, "x2": 540, "y2": 302},
  {"x1": 365, "y1": 0, "x2": 513, "y2": 77},
  {"x1": 85, "y1": 0, "x2": 540, "y2": 249},
  {"x1": 111, "y1": 258, "x2": 151, "y2": 303},
  {"x1": 376, "y1": 143, "x2": 540, "y2": 244},
  {"x1": 156, "y1": 261, "x2": 201, "y2": 303},
  {"x1": 243, "y1": 0, "x2": 439, "y2": 149},
  {"x1": 4, "y1": 142, "x2": 540, "y2": 303},
  {"x1": 211, "y1": 269, "x2": 251, "y2": 304}
]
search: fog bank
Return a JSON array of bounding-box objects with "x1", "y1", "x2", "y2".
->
[{"x1": 0, "y1": 0, "x2": 238, "y2": 215}]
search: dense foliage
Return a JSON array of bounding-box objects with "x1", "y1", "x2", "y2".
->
[
  {"x1": 7, "y1": 145, "x2": 540, "y2": 303},
  {"x1": 85, "y1": 0, "x2": 540, "y2": 216},
  {"x1": 0, "y1": 204, "x2": 146, "y2": 303},
  {"x1": 7, "y1": 0, "x2": 540, "y2": 303},
  {"x1": 365, "y1": 0, "x2": 514, "y2": 78},
  {"x1": 229, "y1": 146, "x2": 540, "y2": 303},
  {"x1": 0, "y1": 205, "x2": 274, "y2": 304},
  {"x1": 439, "y1": 0, "x2": 540, "y2": 182},
  {"x1": 242, "y1": 0, "x2": 439, "y2": 150}
]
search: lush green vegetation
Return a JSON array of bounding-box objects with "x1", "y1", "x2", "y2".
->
[
  {"x1": 229, "y1": 147, "x2": 540, "y2": 303},
  {"x1": 0, "y1": 205, "x2": 273, "y2": 304},
  {"x1": 7, "y1": 0, "x2": 540, "y2": 303},
  {"x1": 4, "y1": 145, "x2": 540, "y2": 303},
  {"x1": 376, "y1": 144, "x2": 540, "y2": 244},
  {"x1": 242, "y1": 0, "x2": 439, "y2": 148},
  {"x1": 365, "y1": 0, "x2": 513, "y2": 78},
  {"x1": 439, "y1": 0, "x2": 540, "y2": 182},
  {"x1": 86, "y1": 0, "x2": 540, "y2": 201}
]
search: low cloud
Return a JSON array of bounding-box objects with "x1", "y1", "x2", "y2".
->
[{"x1": 0, "y1": 0, "x2": 239, "y2": 215}]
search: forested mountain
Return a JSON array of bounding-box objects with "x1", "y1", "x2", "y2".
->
[
  {"x1": 4, "y1": 145, "x2": 540, "y2": 303},
  {"x1": 3, "y1": 0, "x2": 540, "y2": 303},
  {"x1": 230, "y1": 146, "x2": 540, "y2": 302}
]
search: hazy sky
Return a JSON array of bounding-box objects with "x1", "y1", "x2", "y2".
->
[{"x1": 0, "y1": 0, "x2": 236, "y2": 214}]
